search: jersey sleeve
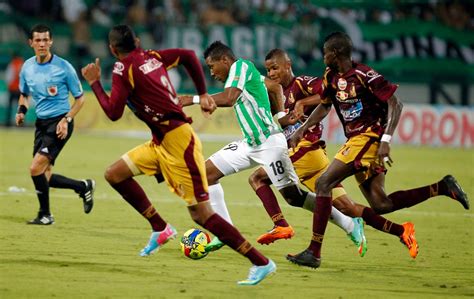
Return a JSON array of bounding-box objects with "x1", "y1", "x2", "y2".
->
[
  {"x1": 19, "y1": 66, "x2": 29, "y2": 96},
  {"x1": 90, "y1": 61, "x2": 132, "y2": 121},
  {"x1": 154, "y1": 48, "x2": 207, "y2": 95},
  {"x1": 224, "y1": 60, "x2": 247, "y2": 91},
  {"x1": 298, "y1": 76, "x2": 323, "y2": 96},
  {"x1": 364, "y1": 68, "x2": 397, "y2": 102},
  {"x1": 64, "y1": 60, "x2": 83, "y2": 99},
  {"x1": 320, "y1": 69, "x2": 332, "y2": 105}
]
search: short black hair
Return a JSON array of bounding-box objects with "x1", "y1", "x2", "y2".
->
[
  {"x1": 265, "y1": 48, "x2": 287, "y2": 61},
  {"x1": 203, "y1": 41, "x2": 235, "y2": 61},
  {"x1": 30, "y1": 24, "x2": 52, "y2": 39},
  {"x1": 109, "y1": 25, "x2": 137, "y2": 54},
  {"x1": 324, "y1": 31, "x2": 352, "y2": 58}
]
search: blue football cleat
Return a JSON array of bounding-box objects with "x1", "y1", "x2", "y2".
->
[
  {"x1": 348, "y1": 217, "x2": 367, "y2": 257},
  {"x1": 237, "y1": 259, "x2": 276, "y2": 286},
  {"x1": 140, "y1": 223, "x2": 177, "y2": 257}
]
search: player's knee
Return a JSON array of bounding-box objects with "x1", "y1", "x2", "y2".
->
[
  {"x1": 248, "y1": 172, "x2": 259, "y2": 189},
  {"x1": 316, "y1": 174, "x2": 333, "y2": 194},
  {"x1": 104, "y1": 167, "x2": 118, "y2": 184}
]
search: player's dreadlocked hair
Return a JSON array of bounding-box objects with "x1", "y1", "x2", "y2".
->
[
  {"x1": 324, "y1": 31, "x2": 352, "y2": 58},
  {"x1": 265, "y1": 48, "x2": 291, "y2": 62},
  {"x1": 204, "y1": 41, "x2": 236, "y2": 61},
  {"x1": 109, "y1": 25, "x2": 137, "y2": 54},
  {"x1": 30, "y1": 24, "x2": 52, "y2": 39}
]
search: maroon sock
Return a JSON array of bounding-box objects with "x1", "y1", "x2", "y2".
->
[
  {"x1": 111, "y1": 178, "x2": 167, "y2": 231},
  {"x1": 308, "y1": 195, "x2": 332, "y2": 258},
  {"x1": 388, "y1": 182, "x2": 442, "y2": 211},
  {"x1": 361, "y1": 207, "x2": 404, "y2": 236},
  {"x1": 256, "y1": 185, "x2": 289, "y2": 227},
  {"x1": 203, "y1": 213, "x2": 268, "y2": 266}
]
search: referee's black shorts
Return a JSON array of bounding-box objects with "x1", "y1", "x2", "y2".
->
[{"x1": 33, "y1": 114, "x2": 73, "y2": 165}]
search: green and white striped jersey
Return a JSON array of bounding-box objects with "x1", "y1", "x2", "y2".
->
[{"x1": 225, "y1": 59, "x2": 281, "y2": 146}]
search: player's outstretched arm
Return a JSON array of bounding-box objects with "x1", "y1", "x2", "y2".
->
[
  {"x1": 378, "y1": 94, "x2": 403, "y2": 167},
  {"x1": 288, "y1": 102, "x2": 331, "y2": 149}
]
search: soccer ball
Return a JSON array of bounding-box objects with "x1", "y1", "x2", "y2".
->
[{"x1": 180, "y1": 228, "x2": 211, "y2": 260}]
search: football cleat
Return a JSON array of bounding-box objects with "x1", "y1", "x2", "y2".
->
[
  {"x1": 400, "y1": 222, "x2": 418, "y2": 259},
  {"x1": 204, "y1": 236, "x2": 225, "y2": 252},
  {"x1": 347, "y1": 217, "x2": 368, "y2": 257},
  {"x1": 237, "y1": 259, "x2": 276, "y2": 286},
  {"x1": 442, "y1": 175, "x2": 470, "y2": 210},
  {"x1": 140, "y1": 223, "x2": 177, "y2": 256},
  {"x1": 256, "y1": 225, "x2": 295, "y2": 245},
  {"x1": 286, "y1": 249, "x2": 321, "y2": 269},
  {"x1": 27, "y1": 214, "x2": 55, "y2": 225},
  {"x1": 79, "y1": 179, "x2": 95, "y2": 214}
]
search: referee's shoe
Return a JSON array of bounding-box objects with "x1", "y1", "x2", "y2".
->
[{"x1": 79, "y1": 179, "x2": 95, "y2": 214}]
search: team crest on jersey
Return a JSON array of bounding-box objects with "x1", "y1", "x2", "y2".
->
[
  {"x1": 349, "y1": 83, "x2": 357, "y2": 97},
  {"x1": 113, "y1": 62, "x2": 125, "y2": 76},
  {"x1": 336, "y1": 90, "x2": 349, "y2": 101},
  {"x1": 337, "y1": 78, "x2": 347, "y2": 90},
  {"x1": 47, "y1": 85, "x2": 57, "y2": 96}
]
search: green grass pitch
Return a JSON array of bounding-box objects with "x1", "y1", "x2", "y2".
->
[{"x1": 0, "y1": 128, "x2": 472, "y2": 298}]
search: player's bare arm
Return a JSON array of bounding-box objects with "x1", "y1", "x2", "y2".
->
[
  {"x1": 211, "y1": 87, "x2": 242, "y2": 107},
  {"x1": 264, "y1": 77, "x2": 285, "y2": 115},
  {"x1": 15, "y1": 94, "x2": 29, "y2": 126},
  {"x1": 378, "y1": 94, "x2": 403, "y2": 167},
  {"x1": 288, "y1": 102, "x2": 331, "y2": 149},
  {"x1": 292, "y1": 94, "x2": 321, "y2": 119},
  {"x1": 178, "y1": 94, "x2": 216, "y2": 115}
]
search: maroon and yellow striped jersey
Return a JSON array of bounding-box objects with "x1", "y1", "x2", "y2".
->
[
  {"x1": 91, "y1": 48, "x2": 207, "y2": 144},
  {"x1": 321, "y1": 61, "x2": 397, "y2": 138}
]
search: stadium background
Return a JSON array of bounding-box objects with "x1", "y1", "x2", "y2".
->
[{"x1": 0, "y1": 0, "x2": 472, "y2": 147}]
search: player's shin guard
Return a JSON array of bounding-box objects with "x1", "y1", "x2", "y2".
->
[
  {"x1": 203, "y1": 213, "x2": 268, "y2": 266},
  {"x1": 256, "y1": 185, "x2": 289, "y2": 227},
  {"x1": 111, "y1": 178, "x2": 167, "y2": 232},
  {"x1": 308, "y1": 196, "x2": 332, "y2": 258}
]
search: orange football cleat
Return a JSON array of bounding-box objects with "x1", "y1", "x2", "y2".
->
[
  {"x1": 257, "y1": 225, "x2": 295, "y2": 245},
  {"x1": 400, "y1": 222, "x2": 419, "y2": 259}
]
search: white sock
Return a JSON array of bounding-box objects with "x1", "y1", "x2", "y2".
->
[
  {"x1": 303, "y1": 192, "x2": 354, "y2": 234},
  {"x1": 330, "y1": 207, "x2": 354, "y2": 234},
  {"x1": 302, "y1": 192, "x2": 316, "y2": 211},
  {"x1": 209, "y1": 183, "x2": 233, "y2": 224}
]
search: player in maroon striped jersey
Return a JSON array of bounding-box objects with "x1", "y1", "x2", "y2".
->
[
  {"x1": 81, "y1": 25, "x2": 276, "y2": 285},
  {"x1": 287, "y1": 32, "x2": 469, "y2": 269}
]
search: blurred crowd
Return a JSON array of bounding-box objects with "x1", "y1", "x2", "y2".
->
[{"x1": 3, "y1": 0, "x2": 473, "y2": 66}]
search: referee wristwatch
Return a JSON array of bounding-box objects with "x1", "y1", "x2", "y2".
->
[{"x1": 64, "y1": 116, "x2": 73, "y2": 123}]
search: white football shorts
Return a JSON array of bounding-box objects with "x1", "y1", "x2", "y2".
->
[{"x1": 208, "y1": 133, "x2": 299, "y2": 190}]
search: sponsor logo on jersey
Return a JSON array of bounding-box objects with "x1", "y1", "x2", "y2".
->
[
  {"x1": 113, "y1": 62, "x2": 125, "y2": 76},
  {"x1": 47, "y1": 85, "x2": 57, "y2": 96},
  {"x1": 139, "y1": 58, "x2": 163, "y2": 74},
  {"x1": 337, "y1": 78, "x2": 347, "y2": 90}
]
